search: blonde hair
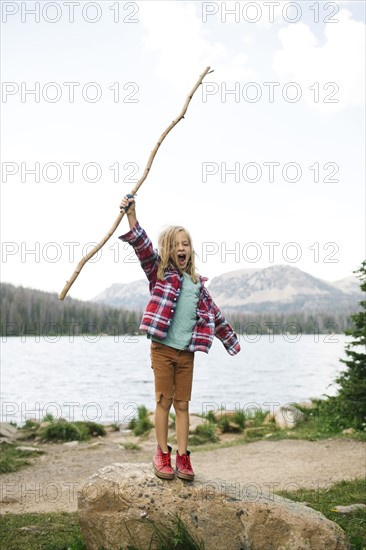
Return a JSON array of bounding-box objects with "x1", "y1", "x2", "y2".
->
[{"x1": 157, "y1": 226, "x2": 198, "y2": 283}]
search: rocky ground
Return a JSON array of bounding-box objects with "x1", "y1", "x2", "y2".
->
[{"x1": 1, "y1": 418, "x2": 365, "y2": 515}]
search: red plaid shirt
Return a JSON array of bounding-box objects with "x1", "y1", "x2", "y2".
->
[{"x1": 119, "y1": 222, "x2": 241, "y2": 355}]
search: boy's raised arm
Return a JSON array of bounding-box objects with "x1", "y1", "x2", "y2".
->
[{"x1": 118, "y1": 196, "x2": 159, "y2": 286}]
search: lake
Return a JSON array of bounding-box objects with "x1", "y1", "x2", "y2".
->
[{"x1": 1, "y1": 334, "x2": 350, "y2": 426}]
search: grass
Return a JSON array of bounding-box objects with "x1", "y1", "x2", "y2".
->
[
  {"x1": 0, "y1": 442, "x2": 45, "y2": 474},
  {"x1": 121, "y1": 442, "x2": 141, "y2": 451},
  {"x1": 188, "y1": 422, "x2": 218, "y2": 446},
  {"x1": 73, "y1": 421, "x2": 106, "y2": 437},
  {"x1": 246, "y1": 408, "x2": 268, "y2": 427},
  {"x1": 202, "y1": 410, "x2": 216, "y2": 423},
  {"x1": 201, "y1": 407, "x2": 267, "y2": 434},
  {"x1": 128, "y1": 405, "x2": 154, "y2": 437},
  {"x1": 0, "y1": 512, "x2": 204, "y2": 550},
  {"x1": 39, "y1": 421, "x2": 90, "y2": 442},
  {"x1": 0, "y1": 512, "x2": 86, "y2": 550},
  {"x1": 216, "y1": 410, "x2": 246, "y2": 433},
  {"x1": 277, "y1": 478, "x2": 366, "y2": 550},
  {"x1": 233, "y1": 409, "x2": 246, "y2": 429},
  {"x1": 125, "y1": 514, "x2": 205, "y2": 549},
  {"x1": 109, "y1": 423, "x2": 120, "y2": 432},
  {"x1": 199, "y1": 401, "x2": 366, "y2": 444},
  {"x1": 17, "y1": 416, "x2": 107, "y2": 444},
  {"x1": 169, "y1": 412, "x2": 176, "y2": 428},
  {"x1": 270, "y1": 403, "x2": 366, "y2": 442},
  {"x1": 188, "y1": 401, "x2": 366, "y2": 452},
  {"x1": 0, "y1": 417, "x2": 108, "y2": 474}
]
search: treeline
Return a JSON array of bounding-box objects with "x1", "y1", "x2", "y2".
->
[
  {"x1": 1, "y1": 283, "x2": 356, "y2": 337},
  {"x1": 1, "y1": 283, "x2": 143, "y2": 337}
]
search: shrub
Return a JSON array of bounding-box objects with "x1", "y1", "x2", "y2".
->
[
  {"x1": 233, "y1": 410, "x2": 246, "y2": 429},
  {"x1": 216, "y1": 411, "x2": 245, "y2": 433},
  {"x1": 39, "y1": 420, "x2": 88, "y2": 442},
  {"x1": 74, "y1": 421, "x2": 106, "y2": 437},
  {"x1": 110, "y1": 423, "x2": 120, "y2": 432},
  {"x1": 217, "y1": 415, "x2": 230, "y2": 433},
  {"x1": 189, "y1": 422, "x2": 218, "y2": 445},
  {"x1": 42, "y1": 413, "x2": 55, "y2": 422},
  {"x1": 122, "y1": 442, "x2": 141, "y2": 451},
  {"x1": 247, "y1": 409, "x2": 268, "y2": 426},
  {"x1": 203, "y1": 410, "x2": 217, "y2": 423},
  {"x1": 195, "y1": 422, "x2": 217, "y2": 442},
  {"x1": 319, "y1": 261, "x2": 366, "y2": 431},
  {"x1": 310, "y1": 398, "x2": 355, "y2": 434},
  {"x1": 23, "y1": 419, "x2": 39, "y2": 430},
  {"x1": 128, "y1": 405, "x2": 153, "y2": 437}
]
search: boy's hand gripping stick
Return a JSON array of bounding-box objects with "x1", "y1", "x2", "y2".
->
[{"x1": 123, "y1": 193, "x2": 135, "y2": 213}]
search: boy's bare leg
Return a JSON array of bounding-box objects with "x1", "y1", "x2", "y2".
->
[
  {"x1": 155, "y1": 396, "x2": 172, "y2": 452},
  {"x1": 173, "y1": 399, "x2": 189, "y2": 455}
]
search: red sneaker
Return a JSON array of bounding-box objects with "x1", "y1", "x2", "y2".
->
[
  {"x1": 153, "y1": 445, "x2": 175, "y2": 480},
  {"x1": 176, "y1": 450, "x2": 195, "y2": 481}
]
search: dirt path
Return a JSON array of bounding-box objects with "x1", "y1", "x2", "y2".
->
[{"x1": 1, "y1": 428, "x2": 365, "y2": 514}]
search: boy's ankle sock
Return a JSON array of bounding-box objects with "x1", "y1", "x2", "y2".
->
[{"x1": 158, "y1": 444, "x2": 171, "y2": 454}]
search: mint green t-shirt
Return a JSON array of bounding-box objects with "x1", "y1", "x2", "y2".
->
[{"x1": 151, "y1": 273, "x2": 201, "y2": 350}]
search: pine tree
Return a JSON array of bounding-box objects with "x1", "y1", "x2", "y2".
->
[{"x1": 331, "y1": 260, "x2": 366, "y2": 429}]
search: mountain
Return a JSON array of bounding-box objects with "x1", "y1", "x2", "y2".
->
[
  {"x1": 93, "y1": 280, "x2": 149, "y2": 312},
  {"x1": 91, "y1": 265, "x2": 363, "y2": 314},
  {"x1": 331, "y1": 274, "x2": 363, "y2": 295},
  {"x1": 207, "y1": 266, "x2": 362, "y2": 313}
]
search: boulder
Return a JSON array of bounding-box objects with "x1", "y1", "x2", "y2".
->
[
  {"x1": 40, "y1": 421, "x2": 51, "y2": 428},
  {"x1": 62, "y1": 440, "x2": 79, "y2": 447},
  {"x1": 188, "y1": 414, "x2": 205, "y2": 434},
  {"x1": 296, "y1": 401, "x2": 315, "y2": 410},
  {"x1": 78, "y1": 463, "x2": 350, "y2": 550},
  {"x1": 214, "y1": 410, "x2": 237, "y2": 420},
  {"x1": 334, "y1": 504, "x2": 366, "y2": 514},
  {"x1": 274, "y1": 405, "x2": 305, "y2": 430},
  {"x1": 244, "y1": 419, "x2": 256, "y2": 428},
  {"x1": 0, "y1": 422, "x2": 18, "y2": 441},
  {"x1": 263, "y1": 412, "x2": 275, "y2": 424},
  {"x1": 15, "y1": 446, "x2": 44, "y2": 453}
]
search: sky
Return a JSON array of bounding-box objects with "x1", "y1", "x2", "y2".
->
[{"x1": 1, "y1": 0, "x2": 365, "y2": 302}]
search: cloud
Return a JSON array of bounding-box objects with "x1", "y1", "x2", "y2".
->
[
  {"x1": 140, "y1": 1, "x2": 256, "y2": 89},
  {"x1": 273, "y1": 8, "x2": 365, "y2": 112},
  {"x1": 213, "y1": 0, "x2": 288, "y2": 28}
]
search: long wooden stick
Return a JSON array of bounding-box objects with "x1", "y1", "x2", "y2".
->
[{"x1": 59, "y1": 66, "x2": 213, "y2": 300}]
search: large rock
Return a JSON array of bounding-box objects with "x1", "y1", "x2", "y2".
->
[
  {"x1": 267, "y1": 405, "x2": 305, "y2": 430},
  {"x1": 78, "y1": 463, "x2": 350, "y2": 550},
  {"x1": 0, "y1": 422, "x2": 18, "y2": 441},
  {"x1": 188, "y1": 414, "x2": 205, "y2": 434},
  {"x1": 275, "y1": 405, "x2": 304, "y2": 430}
]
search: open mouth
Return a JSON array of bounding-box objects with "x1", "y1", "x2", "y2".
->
[{"x1": 177, "y1": 254, "x2": 186, "y2": 266}]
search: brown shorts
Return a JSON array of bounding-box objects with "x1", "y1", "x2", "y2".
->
[{"x1": 150, "y1": 341, "x2": 195, "y2": 402}]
